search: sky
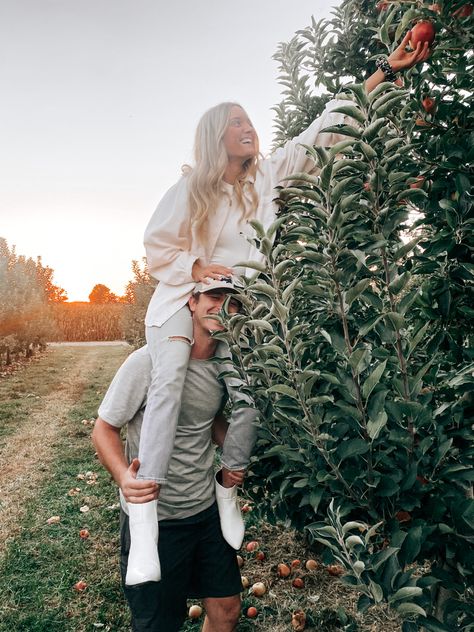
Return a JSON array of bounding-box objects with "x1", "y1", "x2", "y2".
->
[{"x1": 0, "y1": 0, "x2": 340, "y2": 302}]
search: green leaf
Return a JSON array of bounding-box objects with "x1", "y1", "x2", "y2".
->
[
  {"x1": 280, "y1": 171, "x2": 320, "y2": 186},
  {"x1": 346, "y1": 279, "x2": 371, "y2": 306},
  {"x1": 321, "y1": 124, "x2": 362, "y2": 139},
  {"x1": 369, "y1": 579, "x2": 384, "y2": 603},
  {"x1": 367, "y1": 410, "x2": 388, "y2": 440},
  {"x1": 396, "y1": 603, "x2": 427, "y2": 618},
  {"x1": 250, "y1": 283, "x2": 277, "y2": 298},
  {"x1": 246, "y1": 319, "x2": 274, "y2": 333},
  {"x1": 267, "y1": 384, "x2": 298, "y2": 399},
  {"x1": 328, "y1": 139, "x2": 356, "y2": 158},
  {"x1": 345, "y1": 83, "x2": 369, "y2": 107},
  {"x1": 390, "y1": 587, "x2": 423, "y2": 603},
  {"x1": 236, "y1": 260, "x2": 267, "y2": 273},
  {"x1": 400, "y1": 526, "x2": 423, "y2": 565},
  {"x1": 362, "y1": 360, "x2": 387, "y2": 400},
  {"x1": 362, "y1": 118, "x2": 387, "y2": 142},
  {"x1": 331, "y1": 105, "x2": 366, "y2": 125},
  {"x1": 338, "y1": 438, "x2": 369, "y2": 462},
  {"x1": 393, "y1": 237, "x2": 421, "y2": 261}
]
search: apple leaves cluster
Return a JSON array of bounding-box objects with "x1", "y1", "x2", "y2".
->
[{"x1": 220, "y1": 2, "x2": 473, "y2": 630}]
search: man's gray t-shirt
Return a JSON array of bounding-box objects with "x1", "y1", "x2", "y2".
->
[{"x1": 98, "y1": 347, "x2": 224, "y2": 521}]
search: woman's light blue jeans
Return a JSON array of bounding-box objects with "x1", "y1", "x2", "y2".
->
[{"x1": 137, "y1": 306, "x2": 193, "y2": 482}]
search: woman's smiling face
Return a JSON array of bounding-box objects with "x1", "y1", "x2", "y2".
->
[{"x1": 222, "y1": 106, "x2": 258, "y2": 162}]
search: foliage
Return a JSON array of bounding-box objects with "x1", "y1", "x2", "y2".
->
[
  {"x1": 221, "y1": 2, "x2": 473, "y2": 629},
  {"x1": 88, "y1": 283, "x2": 120, "y2": 304},
  {"x1": 122, "y1": 258, "x2": 155, "y2": 347},
  {"x1": 0, "y1": 237, "x2": 65, "y2": 366}
]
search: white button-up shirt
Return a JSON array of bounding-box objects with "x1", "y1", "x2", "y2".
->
[{"x1": 144, "y1": 99, "x2": 348, "y2": 326}]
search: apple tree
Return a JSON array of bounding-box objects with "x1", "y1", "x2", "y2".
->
[{"x1": 222, "y1": 1, "x2": 473, "y2": 630}]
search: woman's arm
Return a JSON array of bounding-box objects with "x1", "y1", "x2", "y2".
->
[{"x1": 365, "y1": 31, "x2": 431, "y2": 93}]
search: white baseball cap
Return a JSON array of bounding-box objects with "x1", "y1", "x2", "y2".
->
[{"x1": 193, "y1": 275, "x2": 244, "y2": 299}]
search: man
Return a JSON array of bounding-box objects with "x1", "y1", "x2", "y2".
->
[{"x1": 92, "y1": 277, "x2": 258, "y2": 632}]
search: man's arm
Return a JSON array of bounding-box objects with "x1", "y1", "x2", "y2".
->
[{"x1": 92, "y1": 418, "x2": 159, "y2": 503}]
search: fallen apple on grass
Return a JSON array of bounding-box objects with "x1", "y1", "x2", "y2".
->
[
  {"x1": 305, "y1": 559, "x2": 318, "y2": 571},
  {"x1": 326, "y1": 564, "x2": 345, "y2": 577},
  {"x1": 79, "y1": 529, "x2": 90, "y2": 539},
  {"x1": 291, "y1": 609, "x2": 307, "y2": 631},
  {"x1": 73, "y1": 580, "x2": 87, "y2": 592},
  {"x1": 251, "y1": 581, "x2": 266, "y2": 597},
  {"x1": 292, "y1": 577, "x2": 305, "y2": 589},
  {"x1": 246, "y1": 606, "x2": 258, "y2": 618},
  {"x1": 277, "y1": 563, "x2": 291, "y2": 578},
  {"x1": 246, "y1": 540, "x2": 259, "y2": 552},
  {"x1": 188, "y1": 605, "x2": 203, "y2": 619}
]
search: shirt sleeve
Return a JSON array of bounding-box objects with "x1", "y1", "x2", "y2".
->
[
  {"x1": 144, "y1": 177, "x2": 200, "y2": 285},
  {"x1": 266, "y1": 98, "x2": 356, "y2": 182},
  {"x1": 97, "y1": 349, "x2": 151, "y2": 427}
]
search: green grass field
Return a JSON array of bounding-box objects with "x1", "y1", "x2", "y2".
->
[{"x1": 0, "y1": 345, "x2": 401, "y2": 632}]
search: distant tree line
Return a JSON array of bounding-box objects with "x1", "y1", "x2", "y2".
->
[
  {"x1": 0, "y1": 237, "x2": 155, "y2": 363},
  {"x1": 0, "y1": 237, "x2": 67, "y2": 366}
]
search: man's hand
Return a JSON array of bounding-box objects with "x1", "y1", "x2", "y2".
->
[
  {"x1": 120, "y1": 458, "x2": 160, "y2": 504},
  {"x1": 221, "y1": 467, "x2": 245, "y2": 488},
  {"x1": 388, "y1": 31, "x2": 431, "y2": 72}
]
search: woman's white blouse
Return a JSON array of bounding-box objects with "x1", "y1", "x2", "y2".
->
[{"x1": 144, "y1": 99, "x2": 349, "y2": 326}]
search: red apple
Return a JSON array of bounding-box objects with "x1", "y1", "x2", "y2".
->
[
  {"x1": 73, "y1": 580, "x2": 87, "y2": 592},
  {"x1": 327, "y1": 564, "x2": 345, "y2": 577},
  {"x1": 395, "y1": 510, "x2": 412, "y2": 523},
  {"x1": 255, "y1": 551, "x2": 265, "y2": 561},
  {"x1": 291, "y1": 559, "x2": 301, "y2": 569},
  {"x1": 277, "y1": 563, "x2": 291, "y2": 578},
  {"x1": 292, "y1": 577, "x2": 305, "y2": 588},
  {"x1": 422, "y1": 96, "x2": 436, "y2": 114},
  {"x1": 246, "y1": 540, "x2": 259, "y2": 552},
  {"x1": 410, "y1": 176, "x2": 425, "y2": 189},
  {"x1": 251, "y1": 581, "x2": 266, "y2": 596},
  {"x1": 247, "y1": 606, "x2": 258, "y2": 618},
  {"x1": 79, "y1": 529, "x2": 90, "y2": 539},
  {"x1": 292, "y1": 610, "x2": 307, "y2": 631},
  {"x1": 410, "y1": 21, "x2": 436, "y2": 47},
  {"x1": 305, "y1": 559, "x2": 318, "y2": 571},
  {"x1": 453, "y1": 3, "x2": 473, "y2": 17},
  {"x1": 188, "y1": 605, "x2": 202, "y2": 619}
]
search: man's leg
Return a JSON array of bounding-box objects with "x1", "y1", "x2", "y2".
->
[
  {"x1": 120, "y1": 511, "x2": 191, "y2": 632},
  {"x1": 201, "y1": 595, "x2": 241, "y2": 632}
]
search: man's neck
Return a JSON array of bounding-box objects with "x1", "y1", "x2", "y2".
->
[{"x1": 190, "y1": 335, "x2": 218, "y2": 360}]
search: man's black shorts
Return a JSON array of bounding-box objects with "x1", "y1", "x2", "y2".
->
[{"x1": 120, "y1": 502, "x2": 242, "y2": 632}]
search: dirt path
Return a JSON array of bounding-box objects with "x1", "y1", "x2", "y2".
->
[{"x1": 0, "y1": 344, "x2": 128, "y2": 554}]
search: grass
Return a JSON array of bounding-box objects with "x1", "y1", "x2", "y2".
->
[
  {"x1": 0, "y1": 346, "x2": 402, "y2": 631},
  {"x1": 0, "y1": 345, "x2": 130, "y2": 632}
]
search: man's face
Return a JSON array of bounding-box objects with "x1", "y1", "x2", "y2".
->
[{"x1": 188, "y1": 289, "x2": 240, "y2": 334}]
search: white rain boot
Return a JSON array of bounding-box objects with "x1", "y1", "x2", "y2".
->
[
  {"x1": 125, "y1": 500, "x2": 161, "y2": 586},
  {"x1": 215, "y1": 472, "x2": 245, "y2": 550}
]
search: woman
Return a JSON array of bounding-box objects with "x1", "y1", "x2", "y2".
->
[{"x1": 126, "y1": 32, "x2": 430, "y2": 586}]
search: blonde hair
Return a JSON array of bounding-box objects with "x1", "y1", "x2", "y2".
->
[{"x1": 184, "y1": 102, "x2": 259, "y2": 245}]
